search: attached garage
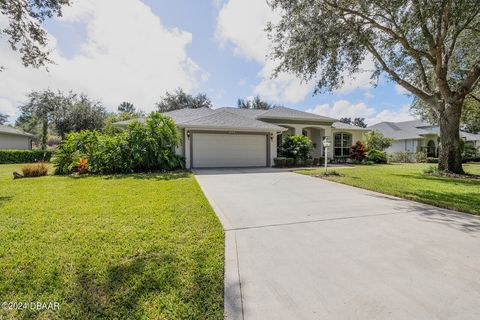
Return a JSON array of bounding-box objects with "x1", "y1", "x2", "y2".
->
[{"x1": 191, "y1": 132, "x2": 269, "y2": 168}]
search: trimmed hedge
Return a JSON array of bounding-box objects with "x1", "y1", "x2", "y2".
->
[
  {"x1": 0, "y1": 150, "x2": 53, "y2": 164},
  {"x1": 273, "y1": 157, "x2": 287, "y2": 167}
]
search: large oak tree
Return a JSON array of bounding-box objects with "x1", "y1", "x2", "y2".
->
[{"x1": 267, "y1": 0, "x2": 480, "y2": 173}]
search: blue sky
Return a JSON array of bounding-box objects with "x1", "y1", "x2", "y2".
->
[{"x1": 0, "y1": 0, "x2": 414, "y2": 124}]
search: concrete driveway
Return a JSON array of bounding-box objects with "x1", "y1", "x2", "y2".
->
[{"x1": 194, "y1": 168, "x2": 480, "y2": 320}]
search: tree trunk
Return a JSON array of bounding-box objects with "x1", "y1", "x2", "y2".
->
[
  {"x1": 438, "y1": 101, "x2": 464, "y2": 174},
  {"x1": 41, "y1": 118, "x2": 48, "y2": 150}
]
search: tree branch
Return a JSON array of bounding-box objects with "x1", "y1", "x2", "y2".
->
[
  {"x1": 325, "y1": 1, "x2": 435, "y2": 63},
  {"x1": 365, "y1": 41, "x2": 435, "y2": 105},
  {"x1": 469, "y1": 93, "x2": 480, "y2": 104},
  {"x1": 457, "y1": 60, "x2": 480, "y2": 99},
  {"x1": 411, "y1": 0, "x2": 436, "y2": 51}
]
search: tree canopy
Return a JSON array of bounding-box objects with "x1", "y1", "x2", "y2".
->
[
  {"x1": 0, "y1": 113, "x2": 8, "y2": 125},
  {"x1": 339, "y1": 117, "x2": 367, "y2": 128},
  {"x1": 267, "y1": 0, "x2": 480, "y2": 173},
  {"x1": 16, "y1": 90, "x2": 107, "y2": 148},
  {"x1": 237, "y1": 96, "x2": 276, "y2": 110},
  {"x1": 0, "y1": 0, "x2": 70, "y2": 69},
  {"x1": 155, "y1": 89, "x2": 212, "y2": 112},
  {"x1": 16, "y1": 90, "x2": 65, "y2": 149},
  {"x1": 118, "y1": 102, "x2": 136, "y2": 114},
  {"x1": 53, "y1": 93, "x2": 107, "y2": 138}
]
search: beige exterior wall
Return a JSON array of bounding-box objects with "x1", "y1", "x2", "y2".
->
[
  {"x1": 0, "y1": 133, "x2": 32, "y2": 150},
  {"x1": 331, "y1": 129, "x2": 366, "y2": 158}
]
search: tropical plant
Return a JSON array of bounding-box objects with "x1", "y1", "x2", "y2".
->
[
  {"x1": 155, "y1": 88, "x2": 212, "y2": 112},
  {"x1": 267, "y1": 0, "x2": 480, "y2": 173},
  {"x1": 364, "y1": 130, "x2": 393, "y2": 151},
  {"x1": 52, "y1": 113, "x2": 182, "y2": 175},
  {"x1": 280, "y1": 134, "x2": 313, "y2": 160},
  {"x1": 350, "y1": 140, "x2": 367, "y2": 161}
]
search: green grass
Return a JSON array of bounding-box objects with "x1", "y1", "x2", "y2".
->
[
  {"x1": 0, "y1": 164, "x2": 224, "y2": 319},
  {"x1": 297, "y1": 163, "x2": 480, "y2": 215}
]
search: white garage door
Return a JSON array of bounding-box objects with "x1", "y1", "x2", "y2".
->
[{"x1": 192, "y1": 132, "x2": 267, "y2": 168}]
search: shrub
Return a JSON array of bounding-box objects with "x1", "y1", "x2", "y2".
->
[
  {"x1": 333, "y1": 156, "x2": 348, "y2": 163},
  {"x1": 0, "y1": 150, "x2": 53, "y2": 164},
  {"x1": 426, "y1": 157, "x2": 439, "y2": 163},
  {"x1": 21, "y1": 162, "x2": 48, "y2": 177},
  {"x1": 367, "y1": 149, "x2": 387, "y2": 164},
  {"x1": 462, "y1": 143, "x2": 479, "y2": 160},
  {"x1": 52, "y1": 113, "x2": 183, "y2": 175},
  {"x1": 313, "y1": 157, "x2": 326, "y2": 166},
  {"x1": 285, "y1": 158, "x2": 295, "y2": 166},
  {"x1": 388, "y1": 151, "x2": 415, "y2": 163},
  {"x1": 415, "y1": 151, "x2": 427, "y2": 163},
  {"x1": 423, "y1": 165, "x2": 442, "y2": 175},
  {"x1": 350, "y1": 140, "x2": 367, "y2": 161},
  {"x1": 273, "y1": 157, "x2": 287, "y2": 167},
  {"x1": 305, "y1": 158, "x2": 313, "y2": 166},
  {"x1": 465, "y1": 156, "x2": 480, "y2": 163},
  {"x1": 280, "y1": 134, "x2": 313, "y2": 160},
  {"x1": 364, "y1": 130, "x2": 393, "y2": 151},
  {"x1": 324, "y1": 169, "x2": 341, "y2": 176},
  {"x1": 295, "y1": 158, "x2": 305, "y2": 166}
]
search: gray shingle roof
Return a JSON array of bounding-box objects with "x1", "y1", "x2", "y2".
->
[
  {"x1": 461, "y1": 131, "x2": 480, "y2": 142},
  {"x1": 368, "y1": 121, "x2": 432, "y2": 140},
  {"x1": 179, "y1": 109, "x2": 286, "y2": 131},
  {"x1": 113, "y1": 106, "x2": 337, "y2": 131},
  {"x1": 216, "y1": 107, "x2": 267, "y2": 119},
  {"x1": 257, "y1": 106, "x2": 337, "y2": 122},
  {"x1": 0, "y1": 125, "x2": 34, "y2": 137},
  {"x1": 332, "y1": 122, "x2": 370, "y2": 130},
  {"x1": 370, "y1": 119, "x2": 480, "y2": 142}
]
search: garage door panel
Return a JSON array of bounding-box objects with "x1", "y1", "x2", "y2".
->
[{"x1": 192, "y1": 133, "x2": 267, "y2": 168}]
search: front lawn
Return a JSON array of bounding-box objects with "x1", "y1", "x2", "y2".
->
[
  {"x1": 0, "y1": 164, "x2": 224, "y2": 319},
  {"x1": 297, "y1": 163, "x2": 480, "y2": 215}
]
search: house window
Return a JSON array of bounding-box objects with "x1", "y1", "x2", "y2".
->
[{"x1": 334, "y1": 133, "x2": 352, "y2": 157}]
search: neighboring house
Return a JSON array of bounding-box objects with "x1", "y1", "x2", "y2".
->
[
  {"x1": 114, "y1": 107, "x2": 369, "y2": 169},
  {"x1": 0, "y1": 125, "x2": 34, "y2": 150},
  {"x1": 369, "y1": 120, "x2": 480, "y2": 156}
]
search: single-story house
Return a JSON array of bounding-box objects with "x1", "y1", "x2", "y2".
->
[
  {"x1": 369, "y1": 120, "x2": 480, "y2": 156},
  {"x1": 0, "y1": 125, "x2": 34, "y2": 150},
  {"x1": 114, "y1": 107, "x2": 369, "y2": 169}
]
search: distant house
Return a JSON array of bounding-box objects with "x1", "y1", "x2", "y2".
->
[
  {"x1": 369, "y1": 120, "x2": 480, "y2": 156},
  {"x1": 0, "y1": 125, "x2": 34, "y2": 150}
]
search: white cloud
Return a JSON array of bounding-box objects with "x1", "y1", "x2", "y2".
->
[
  {"x1": 216, "y1": 0, "x2": 376, "y2": 103},
  {"x1": 216, "y1": 0, "x2": 311, "y2": 103},
  {"x1": 0, "y1": 0, "x2": 206, "y2": 118},
  {"x1": 306, "y1": 100, "x2": 415, "y2": 125}
]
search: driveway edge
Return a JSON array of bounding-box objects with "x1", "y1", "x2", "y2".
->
[{"x1": 194, "y1": 174, "x2": 243, "y2": 319}]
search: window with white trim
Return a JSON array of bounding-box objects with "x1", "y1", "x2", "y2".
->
[{"x1": 334, "y1": 133, "x2": 352, "y2": 157}]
